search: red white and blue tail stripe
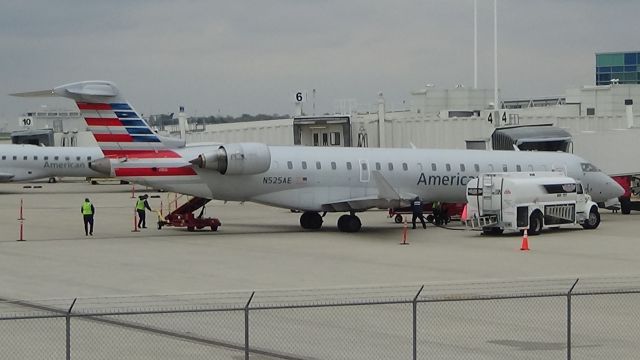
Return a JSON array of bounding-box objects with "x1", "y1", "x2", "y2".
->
[{"x1": 76, "y1": 101, "x2": 181, "y2": 159}]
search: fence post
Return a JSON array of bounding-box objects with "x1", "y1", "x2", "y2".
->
[
  {"x1": 66, "y1": 298, "x2": 77, "y2": 360},
  {"x1": 413, "y1": 285, "x2": 424, "y2": 360},
  {"x1": 567, "y1": 278, "x2": 579, "y2": 360},
  {"x1": 245, "y1": 291, "x2": 255, "y2": 360}
]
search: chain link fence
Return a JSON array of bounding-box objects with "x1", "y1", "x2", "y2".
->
[{"x1": 1, "y1": 276, "x2": 639, "y2": 359}]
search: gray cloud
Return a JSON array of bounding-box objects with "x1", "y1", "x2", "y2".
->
[{"x1": 1, "y1": 0, "x2": 639, "y2": 126}]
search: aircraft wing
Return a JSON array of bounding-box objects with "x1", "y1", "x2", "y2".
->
[
  {"x1": 321, "y1": 171, "x2": 416, "y2": 211},
  {"x1": 0, "y1": 173, "x2": 15, "y2": 182}
]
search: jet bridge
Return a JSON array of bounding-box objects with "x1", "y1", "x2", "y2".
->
[
  {"x1": 293, "y1": 115, "x2": 351, "y2": 147},
  {"x1": 491, "y1": 124, "x2": 573, "y2": 152},
  {"x1": 11, "y1": 129, "x2": 54, "y2": 146}
]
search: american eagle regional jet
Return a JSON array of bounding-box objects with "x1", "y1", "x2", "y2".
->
[{"x1": 12, "y1": 81, "x2": 624, "y2": 232}]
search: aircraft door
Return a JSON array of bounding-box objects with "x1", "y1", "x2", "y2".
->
[{"x1": 359, "y1": 159, "x2": 370, "y2": 183}]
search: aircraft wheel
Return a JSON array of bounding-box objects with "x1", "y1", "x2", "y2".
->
[
  {"x1": 337, "y1": 215, "x2": 348, "y2": 231},
  {"x1": 581, "y1": 207, "x2": 601, "y2": 230},
  {"x1": 300, "y1": 211, "x2": 323, "y2": 230},
  {"x1": 338, "y1": 214, "x2": 361, "y2": 232}
]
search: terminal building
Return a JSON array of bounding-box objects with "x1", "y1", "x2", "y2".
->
[{"x1": 11, "y1": 51, "x2": 640, "y2": 178}]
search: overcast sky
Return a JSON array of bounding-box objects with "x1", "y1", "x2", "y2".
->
[{"x1": 1, "y1": 0, "x2": 639, "y2": 127}]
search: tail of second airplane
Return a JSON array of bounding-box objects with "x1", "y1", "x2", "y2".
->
[
  {"x1": 10, "y1": 81, "x2": 216, "y2": 197},
  {"x1": 12, "y1": 81, "x2": 183, "y2": 159}
]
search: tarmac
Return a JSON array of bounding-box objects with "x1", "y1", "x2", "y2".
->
[
  {"x1": 0, "y1": 179, "x2": 639, "y2": 299},
  {"x1": 1, "y1": 179, "x2": 639, "y2": 359}
]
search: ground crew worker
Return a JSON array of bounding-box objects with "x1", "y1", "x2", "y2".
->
[
  {"x1": 136, "y1": 194, "x2": 153, "y2": 229},
  {"x1": 411, "y1": 196, "x2": 427, "y2": 229},
  {"x1": 81, "y1": 198, "x2": 95, "y2": 236},
  {"x1": 432, "y1": 201, "x2": 443, "y2": 225}
]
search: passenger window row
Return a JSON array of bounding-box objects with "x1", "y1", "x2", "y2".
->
[
  {"x1": 0, "y1": 155, "x2": 93, "y2": 161},
  {"x1": 283, "y1": 160, "x2": 549, "y2": 173},
  {"x1": 286, "y1": 160, "x2": 414, "y2": 171}
]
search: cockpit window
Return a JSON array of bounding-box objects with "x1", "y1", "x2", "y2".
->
[{"x1": 581, "y1": 163, "x2": 599, "y2": 172}]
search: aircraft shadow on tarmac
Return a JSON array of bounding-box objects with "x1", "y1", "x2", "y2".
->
[{"x1": 0, "y1": 222, "x2": 433, "y2": 243}]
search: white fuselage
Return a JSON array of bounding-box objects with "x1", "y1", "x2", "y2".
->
[
  {"x1": 0, "y1": 145, "x2": 105, "y2": 182},
  {"x1": 119, "y1": 145, "x2": 623, "y2": 211}
]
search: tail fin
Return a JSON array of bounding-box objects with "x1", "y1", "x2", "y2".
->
[{"x1": 13, "y1": 81, "x2": 182, "y2": 159}]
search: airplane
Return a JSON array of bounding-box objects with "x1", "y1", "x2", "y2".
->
[
  {"x1": 11, "y1": 81, "x2": 625, "y2": 232},
  {"x1": 0, "y1": 144, "x2": 105, "y2": 182}
]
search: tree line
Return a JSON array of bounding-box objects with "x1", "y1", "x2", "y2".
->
[{"x1": 148, "y1": 113, "x2": 288, "y2": 127}]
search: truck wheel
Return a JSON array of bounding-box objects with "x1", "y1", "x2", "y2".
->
[
  {"x1": 620, "y1": 196, "x2": 632, "y2": 215},
  {"x1": 528, "y1": 212, "x2": 543, "y2": 235},
  {"x1": 582, "y1": 207, "x2": 601, "y2": 230},
  {"x1": 394, "y1": 214, "x2": 403, "y2": 224}
]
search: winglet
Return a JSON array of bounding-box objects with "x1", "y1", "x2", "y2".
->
[
  {"x1": 372, "y1": 171, "x2": 416, "y2": 207},
  {"x1": 372, "y1": 171, "x2": 400, "y2": 200}
]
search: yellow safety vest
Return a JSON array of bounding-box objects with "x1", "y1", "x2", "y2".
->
[
  {"x1": 82, "y1": 202, "x2": 93, "y2": 215},
  {"x1": 136, "y1": 199, "x2": 146, "y2": 211}
]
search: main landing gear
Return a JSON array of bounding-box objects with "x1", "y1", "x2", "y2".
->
[
  {"x1": 298, "y1": 211, "x2": 362, "y2": 232},
  {"x1": 337, "y1": 213, "x2": 361, "y2": 233},
  {"x1": 300, "y1": 211, "x2": 323, "y2": 230}
]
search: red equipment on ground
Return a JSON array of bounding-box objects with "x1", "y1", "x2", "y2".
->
[
  {"x1": 611, "y1": 175, "x2": 640, "y2": 214},
  {"x1": 388, "y1": 202, "x2": 466, "y2": 225},
  {"x1": 157, "y1": 197, "x2": 221, "y2": 232}
]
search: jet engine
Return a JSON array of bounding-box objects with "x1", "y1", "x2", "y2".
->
[{"x1": 192, "y1": 143, "x2": 271, "y2": 175}]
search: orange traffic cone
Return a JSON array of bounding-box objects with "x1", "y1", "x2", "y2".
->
[
  {"x1": 460, "y1": 204, "x2": 468, "y2": 225},
  {"x1": 131, "y1": 208, "x2": 140, "y2": 232},
  {"x1": 520, "y1": 229, "x2": 530, "y2": 251}
]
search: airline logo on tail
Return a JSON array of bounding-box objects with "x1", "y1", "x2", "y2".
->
[
  {"x1": 10, "y1": 81, "x2": 213, "y2": 197},
  {"x1": 76, "y1": 101, "x2": 180, "y2": 159}
]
